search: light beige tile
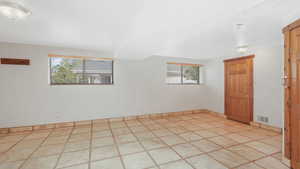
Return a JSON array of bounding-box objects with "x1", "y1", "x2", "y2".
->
[
  {"x1": 149, "y1": 147, "x2": 181, "y2": 165},
  {"x1": 169, "y1": 127, "x2": 189, "y2": 134},
  {"x1": 0, "y1": 161, "x2": 24, "y2": 169},
  {"x1": 172, "y1": 143, "x2": 203, "y2": 158},
  {"x1": 224, "y1": 133, "x2": 251, "y2": 143},
  {"x1": 0, "y1": 147, "x2": 36, "y2": 162},
  {"x1": 110, "y1": 122, "x2": 127, "y2": 129},
  {"x1": 50, "y1": 130, "x2": 72, "y2": 137},
  {"x1": 69, "y1": 133, "x2": 91, "y2": 142},
  {"x1": 227, "y1": 145, "x2": 265, "y2": 161},
  {"x1": 147, "y1": 124, "x2": 163, "y2": 130},
  {"x1": 255, "y1": 157, "x2": 289, "y2": 169},
  {"x1": 92, "y1": 137, "x2": 114, "y2": 148},
  {"x1": 0, "y1": 142, "x2": 16, "y2": 153},
  {"x1": 140, "y1": 138, "x2": 166, "y2": 150},
  {"x1": 64, "y1": 140, "x2": 90, "y2": 152},
  {"x1": 24, "y1": 132, "x2": 50, "y2": 140},
  {"x1": 91, "y1": 145, "x2": 118, "y2": 161},
  {"x1": 123, "y1": 152, "x2": 155, "y2": 169},
  {"x1": 115, "y1": 134, "x2": 137, "y2": 144},
  {"x1": 191, "y1": 140, "x2": 221, "y2": 152},
  {"x1": 236, "y1": 163, "x2": 264, "y2": 169},
  {"x1": 246, "y1": 141, "x2": 280, "y2": 155},
  {"x1": 260, "y1": 137, "x2": 282, "y2": 149},
  {"x1": 43, "y1": 136, "x2": 68, "y2": 145},
  {"x1": 272, "y1": 152, "x2": 282, "y2": 160},
  {"x1": 152, "y1": 129, "x2": 174, "y2": 137},
  {"x1": 186, "y1": 154, "x2": 227, "y2": 169},
  {"x1": 92, "y1": 126, "x2": 110, "y2": 132},
  {"x1": 160, "y1": 135, "x2": 186, "y2": 146},
  {"x1": 92, "y1": 130, "x2": 112, "y2": 138},
  {"x1": 118, "y1": 142, "x2": 144, "y2": 155},
  {"x1": 72, "y1": 128, "x2": 91, "y2": 135},
  {"x1": 194, "y1": 130, "x2": 218, "y2": 138},
  {"x1": 209, "y1": 149, "x2": 249, "y2": 168},
  {"x1": 134, "y1": 132, "x2": 156, "y2": 140},
  {"x1": 62, "y1": 163, "x2": 89, "y2": 169},
  {"x1": 0, "y1": 135, "x2": 26, "y2": 144},
  {"x1": 112, "y1": 128, "x2": 131, "y2": 135},
  {"x1": 14, "y1": 139, "x2": 44, "y2": 149},
  {"x1": 160, "y1": 160, "x2": 193, "y2": 169},
  {"x1": 239, "y1": 130, "x2": 269, "y2": 140},
  {"x1": 90, "y1": 157, "x2": 124, "y2": 169},
  {"x1": 20, "y1": 155, "x2": 59, "y2": 169},
  {"x1": 129, "y1": 126, "x2": 148, "y2": 133},
  {"x1": 125, "y1": 120, "x2": 141, "y2": 127},
  {"x1": 57, "y1": 150, "x2": 89, "y2": 168},
  {"x1": 179, "y1": 132, "x2": 203, "y2": 142},
  {"x1": 32, "y1": 144, "x2": 64, "y2": 157},
  {"x1": 208, "y1": 136, "x2": 238, "y2": 147}
]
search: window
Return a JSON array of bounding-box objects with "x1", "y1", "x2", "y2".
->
[
  {"x1": 166, "y1": 62, "x2": 201, "y2": 85},
  {"x1": 49, "y1": 54, "x2": 113, "y2": 85}
]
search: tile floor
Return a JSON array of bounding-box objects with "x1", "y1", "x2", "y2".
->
[{"x1": 0, "y1": 113, "x2": 288, "y2": 169}]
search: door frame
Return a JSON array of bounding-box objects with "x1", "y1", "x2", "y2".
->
[
  {"x1": 282, "y1": 18, "x2": 300, "y2": 160},
  {"x1": 223, "y1": 55, "x2": 254, "y2": 124}
]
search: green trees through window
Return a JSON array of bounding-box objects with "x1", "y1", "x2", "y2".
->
[{"x1": 50, "y1": 57, "x2": 113, "y2": 85}]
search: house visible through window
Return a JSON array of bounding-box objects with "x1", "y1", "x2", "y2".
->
[
  {"x1": 166, "y1": 62, "x2": 201, "y2": 85},
  {"x1": 49, "y1": 54, "x2": 113, "y2": 85}
]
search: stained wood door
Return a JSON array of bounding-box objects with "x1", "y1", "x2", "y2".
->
[
  {"x1": 224, "y1": 56, "x2": 254, "y2": 124},
  {"x1": 290, "y1": 26, "x2": 300, "y2": 169}
]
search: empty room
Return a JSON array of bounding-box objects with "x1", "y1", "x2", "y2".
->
[{"x1": 0, "y1": 0, "x2": 300, "y2": 169}]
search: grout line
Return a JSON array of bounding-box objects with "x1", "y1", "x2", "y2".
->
[
  {"x1": 88, "y1": 122, "x2": 93, "y2": 169},
  {"x1": 108, "y1": 120, "x2": 127, "y2": 169},
  {"x1": 16, "y1": 129, "x2": 55, "y2": 169},
  {"x1": 126, "y1": 119, "x2": 161, "y2": 169},
  {"x1": 52, "y1": 127, "x2": 76, "y2": 169},
  {"x1": 0, "y1": 113, "x2": 286, "y2": 169}
]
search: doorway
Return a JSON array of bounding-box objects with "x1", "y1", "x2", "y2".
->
[
  {"x1": 224, "y1": 55, "x2": 254, "y2": 124},
  {"x1": 283, "y1": 19, "x2": 300, "y2": 169}
]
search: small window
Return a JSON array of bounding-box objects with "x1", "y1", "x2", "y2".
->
[
  {"x1": 49, "y1": 55, "x2": 113, "y2": 85},
  {"x1": 166, "y1": 62, "x2": 201, "y2": 85}
]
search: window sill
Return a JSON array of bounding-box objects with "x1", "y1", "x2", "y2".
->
[
  {"x1": 50, "y1": 83, "x2": 114, "y2": 86},
  {"x1": 166, "y1": 83, "x2": 204, "y2": 86}
]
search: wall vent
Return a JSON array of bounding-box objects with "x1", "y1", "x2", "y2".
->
[{"x1": 257, "y1": 115, "x2": 269, "y2": 123}]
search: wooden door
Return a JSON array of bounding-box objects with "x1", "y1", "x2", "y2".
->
[
  {"x1": 290, "y1": 26, "x2": 300, "y2": 169},
  {"x1": 224, "y1": 55, "x2": 254, "y2": 124},
  {"x1": 283, "y1": 19, "x2": 300, "y2": 168}
]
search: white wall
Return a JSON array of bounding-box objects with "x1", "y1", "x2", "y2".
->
[
  {"x1": 0, "y1": 43, "x2": 209, "y2": 128},
  {"x1": 205, "y1": 44, "x2": 284, "y2": 128}
]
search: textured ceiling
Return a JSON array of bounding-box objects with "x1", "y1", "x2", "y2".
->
[{"x1": 0, "y1": 0, "x2": 299, "y2": 59}]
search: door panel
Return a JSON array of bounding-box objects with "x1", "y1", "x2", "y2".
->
[
  {"x1": 224, "y1": 56, "x2": 254, "y2": 124},
  {"x1": 291, "y1": 26, "x2": 300, "y2": 169}
]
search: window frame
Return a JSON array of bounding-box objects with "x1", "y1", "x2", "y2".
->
[
  {"x1": 49, "y1": 54, "x2": 114, "y2": 85},
  {"x1": 166, "y1": 62, "x2": 202, "y2": 85}
]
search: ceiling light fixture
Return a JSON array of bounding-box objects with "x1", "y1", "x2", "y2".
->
[{"x1": 0, "y1": 1, "x2": 31, "y2": 20}]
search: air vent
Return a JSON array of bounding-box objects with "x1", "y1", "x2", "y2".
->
[{"x1": 257, "y1": 116, "x2": 269, "y2": 123}]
